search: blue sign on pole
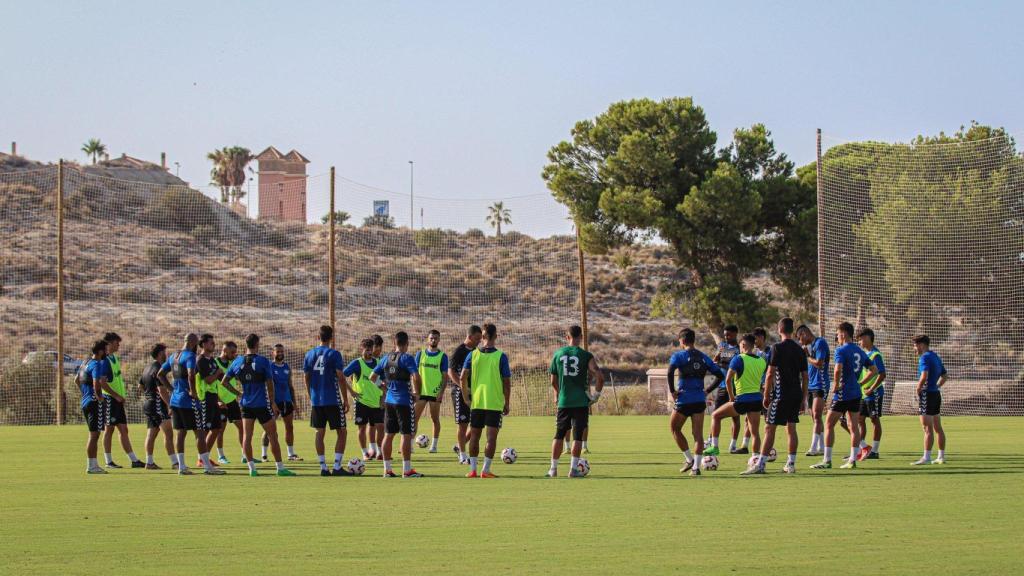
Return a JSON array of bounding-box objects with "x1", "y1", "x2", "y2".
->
[{"x1": 373, "y1": 200, "x2": 389, "y2": 217}]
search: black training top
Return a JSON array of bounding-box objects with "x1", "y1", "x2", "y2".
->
[{"x1": 768, "y1": 338, "x2": 808, "y2": 397}]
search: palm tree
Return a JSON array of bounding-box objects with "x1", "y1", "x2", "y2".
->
[
  {"x1": 81, "y1": 139, "x2": 106, "y2": 165},
  {"x1": 207, "y1": 146, "x2": 253, "y2": 203},
  {"x1": 486, "y1": 201, "x2": 512, "y2": 236}
]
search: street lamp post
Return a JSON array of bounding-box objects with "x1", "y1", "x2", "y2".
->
[{"x1": 408, "y1": 160, "x2": 414, "y2": 230}]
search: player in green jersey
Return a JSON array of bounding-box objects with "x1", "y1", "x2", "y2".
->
[
  {"x1": 345, "y1": 338, "x2": 384, "y2": 461},
  {"x1": 100, "y1": 332, "x2": 143, "y2": 468},
  {"x1": 547, "y1": 325, "x2": 604, "y2": 478},
  {"x1": 212, "y1": 341, "x2": 244, "y2": 464},
  {"x1": 414, "y1": 330, "x2": 449, "y2": 453}
]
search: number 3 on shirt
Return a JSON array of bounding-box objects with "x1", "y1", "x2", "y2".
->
[{"x1": 561, "y1": 355, "x2": 579, "y2": 377}]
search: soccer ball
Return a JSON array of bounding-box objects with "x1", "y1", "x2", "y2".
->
[
  {"x1": 501, "y1": 447, "x2": 517, "y2": 464},
  {"x1": 346, "y1": 458, "x2": 365, "y2": 476},
  {"x1": 576, "y1": 458, "x2": 591, "y2": 476},
  {"x1": 767, "y1": 448, "x2": 778, "y2": 462},
  {"x1": 415, "y1": 434, "x2": 429, "y2": 448},
  {"x1": 702, "y1": 455, "x2": 719, "y2": 471}
]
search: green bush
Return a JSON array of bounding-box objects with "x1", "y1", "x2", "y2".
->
[
  {"x1": 0, "y1": 357, "x2": 56, "y2": 424},
  {"x1": 414, "y1": 228, "x2": 454, "y2": 252},
  {"x1": 190, "y1": 223, "x2": 220, "y2": 247},
  {"x1": 465, "y1": 228, "x2": 485, "y2": 239},
  {"x1": 140, "y1": 186, "x2": 217, "y2": 233},
  {"x1": 144, "y1": 245, "x2": 181, "y2": 269}
]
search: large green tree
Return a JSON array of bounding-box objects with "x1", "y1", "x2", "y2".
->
[{"x1": 542, "y1": 97, "x2": 816, "y2": 337}]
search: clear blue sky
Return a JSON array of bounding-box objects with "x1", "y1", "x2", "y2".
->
[{"x1": 2, "y1": 1, "x2": 1022, "y2": 235}]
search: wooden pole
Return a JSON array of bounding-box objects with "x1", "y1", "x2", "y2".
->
[
  {"x1": 56, "y1": 160, "x2": 65, "y2": 425},
  {"x1": 329, "y1": 167, "x2": 337, "y2": 336},
  {"x1": 816, "y1": 128, "x2": 824, "y2": 336},
  {"x1": 575, "y1": 224, "x2": 589, "y2": 349}
]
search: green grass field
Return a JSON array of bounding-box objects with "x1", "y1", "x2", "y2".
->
[{"x1": 1, "y1": 416, "x2": 1022, "y2": 575}]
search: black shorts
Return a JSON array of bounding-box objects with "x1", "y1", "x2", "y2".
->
[
  {"x1": 143, "y1": 398, "x2": 169, "y2": 429},
  {"x1": 242, "y1": 406, "x2": 274, "y2": 424},
  {"x1": 674, "y1": 402, "x2": 706, "y2": 416},
  {"x1": 766, "y1": 394, "x2": 801, "y2": 426},
  {"x1": 201, "y1": 393, "x2": 221, "y2": 430},
  {"x1": 470, "y1": 408, "x2": 503, "y2": 429},
  {"x1": 861, "y1": 390, "x2": 884, "y2": 419},
  {"x1": 103, "y1": 396, "x2": 127, "y2": 427},
  {"x1": 418, "y1": 395, "x2": 438, "y2": 403},
  {"x1": 555, "y1": 407, "x2": 589, "y2": 441},
  {"x1": 354, "y1": 402, "x2": 384, "y2": 426},
  {"x1": 385, "y1": 401, "x2": 415, "y2": 435},
  {"x1": 221, "y1": 400, "x2": 242, "y2": 423},
  {"x1": 275, "y1": 401, "x2": 295, "y2": 418},
  {"x1": 83, "y1": 401, "x2": 104, "y2": 432},
  {"x1": 171, "y1": 406, "x2": 198, "y2": 431},
  {"x1": 808, "y1": 389, "x2": 827, "y2": 401},
  {"x1": 734, "y1": 400, "x2": 762, "y2": 415},
  {"x1": 714, "y1": 388, "x2": 730, "y2": 409},
  {"x1": 830, "y1": 398, "x2": 862, "y2": 415},
  {"x1": 919, "y1": 391, "x2": 941, "y2": 416},
  {"x1": 310, "y1": 404, "x2": 347, "y2": 430},
  {"x1": 451, "y1": 387, "x2": 470, "y2": 425}
]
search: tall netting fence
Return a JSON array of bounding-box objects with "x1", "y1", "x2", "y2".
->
[
  {"x1": 0, "y1": 164, "x2": 586, "y2": 424},
  {"x1": 819, "y1": 133, "x2": 1024, "y2": 415},
  {"x1": 0, "y1": 168, "x2": 58, "y2": 424}
]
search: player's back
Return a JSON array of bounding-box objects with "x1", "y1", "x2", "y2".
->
[
  {"x1": 769, "y1": 339, "x2": 806, "y2": 395},
  {"x1": 835, "y1": 343, "x2": 869, "y2": 399},
  {"x1": 305, "y1": 345, "x2": 342, "y2": 406},
  {"x1": 552, "y1": 345, "x2": 592, "y2": 407}
]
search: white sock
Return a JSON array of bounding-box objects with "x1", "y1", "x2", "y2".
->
[
  {"x1": 483, "y1": 457, "x2": 493, "y2": 473},
  {"x1": 275, "y1": 461, "x2": 285, "y2": 471},
  {"x1": 403, "y1": 460, "x2": 412, "y2": 474},
  {"x1": 384, "y1": 459, "x2": 393, "y2": 472},
  {"x1": 570, "y1": 456, "x2": 580, "y2": 471},
  {"x1": 104, "y1": 452, "x2": 113, "y2": 464},
  {"x1": 459, "y1": 450, "x2": 467, "y2": 462},
  {"x1": 127, "y1": 451, "x2": 139, "y2": 462},
  {"x1": 923, "y1": 450, "x2": 931, "y2": 461},
  {"x1": 937, "y1": 450, "x2": 945, "y2": 459},
  {"x1": 824, "y1": 447, "x2": 832, "y2": 462},
  {"x1": 145, "y1": 454, "x2": 154, "y2": 465},
  {"x1": 261, "y1": 446, "x2": 268, "y2": 458},
  {"x1": 217, "y1": 448, "x2": 226, "y2": 459},
  {"x1": 318, "y1": 455, "x2": 327, "y2": 471},
  {"x1": 247, "y1": 460, "x2": 256, "y2": 473},
  {"x1": 199, "y1": 452, "x2": 212, "y2": 469},
  {"x1": 176, "y1": 453, "x2": 185, "y2": 467},
  {"x1": 582, "y1": 441, "x2": 589, "y2": 450},
  {"x1": 872, "y1": 441, "x2": 880, "y2": 453},
  {"x1": 361, "y1": 448, "x2": 368, "y2": 459},
  {"x1": 88, "y1": 457, "x2": 98, "y2": 468},
  {"x1": 431, "y1": 438, "x2": 439, "y2": 450},
  {"x1": 859, "y1": 440, "x2": 868, "y2": 450},
  {"x1": 563, "y1": 441, "x2": 570, "y2": 452},
  {"x1": 812, "y1": 433, "x2": 822, "y2": 451},
  {"x1": 787, "y1": 453, "x2": 796, "y2": 465},
  {"x1": 742, "y1": 437, "x2": 750, "y2": 448},
  {"x1": 334, "y1": 453, "x2": 343, "y2": 469},
  {"x1": 728, "y1": 438, "x2": 737, "y2": 451},
  {"x1": 469, "y1": 457, "x2": 478, "y2": 472},
  {"x1": 711, "y1": 437, "x2": 719, "y2": 448},
  {"x1": 370, "y1": 443, "x2": 379, "y2": 455},
  {"x1": 752, "y1": 453, "x2": 761, "y2": 467},
  {"x1": 683, "y1": 450, "x2": 693, "y2": 463},
  {"x1": 287, "y1": 445, "x2": 296, "y2": 457},
  {"x1": 550, "y1": 458, "x2": 559, "y2": 471}
]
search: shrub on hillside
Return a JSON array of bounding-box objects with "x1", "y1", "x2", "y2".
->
[
  {"x1": 0, "y1": 358, "x2": 55, "y2": 424},
  {"x1": 414, "y1": 228, "x2": 455, "y2": 252},
  {"x1": 190, "y1": 224, "x2": 220, "y2": 247},
  {"x1": 465, "y1": 228, "x2": 485, "y2": 240},
  {"x1": 144, "y1": 245, "x2": 181, "y2": 269},
  {"x1": 139, "y1": 186, "x2": 217, "y2": 233}
]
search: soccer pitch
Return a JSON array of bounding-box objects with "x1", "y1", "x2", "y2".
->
[{"x1": 1, "y1": 416, "x2": 1021, "y2": 575}]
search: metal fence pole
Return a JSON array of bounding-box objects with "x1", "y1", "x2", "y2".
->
[
  {"x1": 816, "y1": 128, "x2": 824, "y2": 335},
  {"x1": 56, "y1": 160, "x2": 65, "y2": 425},
  {"x1": 329, "y1": 167, "x2": 336, "y2": 335}
]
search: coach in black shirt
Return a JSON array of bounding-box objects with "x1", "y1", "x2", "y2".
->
[{"x1": 760, "y1": 317, "x2": 809, "y2": 473}]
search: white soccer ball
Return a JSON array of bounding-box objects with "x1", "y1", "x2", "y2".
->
[
  {"x1": 415, "y1": 434, "x2": 429, "y2": 448},
  {"x1": 576, "y1": 458, "x2": 591, "y2": 476},
  {"x1": 767, "y1": 448, "x2": 778, "y2": 462},
  {"x1": 346, "y1": 458, "x2": 365, "y2": 476},
  {"x1": 702, "y1": 455, "x2": 719, "y2": 471},
  {"x1": 501, "y1": 447, "x2": 517, "y2": 464}
]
